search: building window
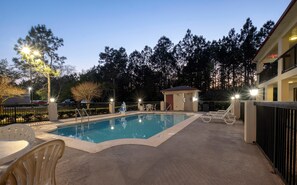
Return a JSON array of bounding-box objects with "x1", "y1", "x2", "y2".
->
[
  {"x1": 262, "y1": 88, "x2": 265, "y2": 100},
  {"x1": 294, "y1": 88, "x2": 297, "y2": 101}
]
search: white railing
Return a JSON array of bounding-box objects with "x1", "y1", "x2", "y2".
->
[
  {"x1": 82, "y1": 108, "x2": 90, "y2": 122},
  {"x1": 75, "y1": 108, "x2": 90, "y2": 123},
  {"x1": 75, "y1": 108, "x2": 83, "y2": 122}
]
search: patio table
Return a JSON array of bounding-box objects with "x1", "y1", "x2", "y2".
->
[{"x1": 0, "y1": 140, "x2": 29, "y2": 165}]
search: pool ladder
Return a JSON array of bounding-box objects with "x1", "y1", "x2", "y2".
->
[{"x1": 75, "y1": 108, "x2": 90, "y2": 122}]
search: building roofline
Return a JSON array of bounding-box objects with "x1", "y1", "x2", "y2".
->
[
  {"x1": 161, "y1": 86, "x2": 200, "y2": 92},
  {"x1": 253, "y1": 0, "x2": 297, "y2": 63}
]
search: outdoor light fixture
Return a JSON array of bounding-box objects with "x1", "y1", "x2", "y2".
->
[
  {"x1": 231, "y1": 96, "x2": 235, "y2": 100},
  {"x1": 249, "y1": 89, "x2": 259, "y2": 97},
  {"x1": 289, "y1": 27, "x2": 297, "y2": 41},
  {"x1": 110, "y1": 98, "x2": 114, "y2": 102},
  {"x1": 50, "y1": 98, "x2": 55, "y2": 103},
  {"x1": 235, "y1": 94, "x2": 240, "y2": 99},
  {"x1": 28, "y1": 87, "x2": 32, "y2": 91},
  {"x1": 138, "y1": 98, "x2": 142, "y2": 102},
  {"x1": 192, "y1": 97, "x2": 198, "y2": 102}
]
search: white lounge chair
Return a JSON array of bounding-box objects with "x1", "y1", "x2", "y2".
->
[
  {"x1": 201, "y1": 104, "x2": 236, "y2": 125},
  {"x1": 206, "y1": 103, "x2": 233, "y2": 116},
  {"x1": 0, "y1": 124, "x2": 35, "y2": 145}
]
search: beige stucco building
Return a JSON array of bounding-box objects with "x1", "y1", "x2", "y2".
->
[
  {"x1": 254, "y1": 0, "x2": 297, "y2": 101},
  {"x1": 161, "y1": 86, "x2": 200, "y2": 112}
]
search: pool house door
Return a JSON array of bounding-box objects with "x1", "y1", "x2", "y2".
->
[{"x1": 166, "y1": 95, "x2": 173, "y2": 110}]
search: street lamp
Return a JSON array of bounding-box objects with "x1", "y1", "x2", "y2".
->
[{"x1": 28, "y1": 87, "x2": 32, "y2": 103}]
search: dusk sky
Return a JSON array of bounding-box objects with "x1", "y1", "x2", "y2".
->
[{"x1": 0, "y1": 0, "x2": 291, "y2": 72}]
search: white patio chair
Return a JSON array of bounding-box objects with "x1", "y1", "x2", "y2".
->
[
  {"x1": 0, "y1": 139, "x2": 65, "y2": 185},
  {"x1": 201, "y1": 106, "x2": 236, "y2": 125},
  {"x1": 146, "y1": 104, "x2": 153, "y2": 111},
  {"x1": 0, "y1": 124, "x2": 35, "y2": 145},
  {"x1": 206, "y1": 103, "x2": 233, "y2": 116}
]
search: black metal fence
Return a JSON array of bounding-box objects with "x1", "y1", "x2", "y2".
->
[
  {"x1": 57, "y1": 102, "x2": 139, "y2": 119},
  {"x1": 0, "y1": 104, "x2": 49, "y2": 125},
  {"x1": 255, "y1": 102, "x2": 297, "y2": 185},
  {"x1": 0, "y1": 102, "x2": 140, "y2": 125},
  {"x1": 240, "y1": 102, "x2": 245, "y2": 122}
]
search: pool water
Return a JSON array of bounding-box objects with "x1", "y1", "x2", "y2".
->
[{"x1": 51, "y1": 113, "x2": 190, "y2": 143}]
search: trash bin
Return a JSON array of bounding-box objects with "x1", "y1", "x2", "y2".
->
[{"x1": 203, "y1": 103, "x2": 209, "y2": 112}]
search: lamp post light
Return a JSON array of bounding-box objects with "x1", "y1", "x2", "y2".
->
[
  {"x1": 49, "y1": 98, "x2": 55, "y2": 103},
  {"x1": 249, "y1": 89, "x2": 259, "y2": 100},
  {"x1": 28, "y1": 87, "x2": 32, "y2": 103},
  {"x1": 235, "y1": 94, "x2": 240, "y2": 100}
]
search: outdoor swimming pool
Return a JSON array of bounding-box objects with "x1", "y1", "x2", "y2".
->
[{"x1": 51, "y1": 113, "x2": 191, "y2": 143}]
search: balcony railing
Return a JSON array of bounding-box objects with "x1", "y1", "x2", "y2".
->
[
  {"x1": 259, "y1": 43, "x2": 297, "y2": 84},
  {"x1": 259, "y1": 61, "x2": 278, "y2": 84},
  {"x1": 282, "y1": 44, "x2": 297, "y2": 73}
]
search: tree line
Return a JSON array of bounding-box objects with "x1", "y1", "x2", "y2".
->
[{"x1": 0, "y1": 18, "x2": 274, "y2": 103}]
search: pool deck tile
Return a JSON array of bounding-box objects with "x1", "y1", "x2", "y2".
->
[{"x1": 50, "y1": 119, "x2": 284, "y2": 185}]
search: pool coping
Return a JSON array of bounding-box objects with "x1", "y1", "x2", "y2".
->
[{"x1": 33, "y1": 111, "x2": 202, "y2": 153}]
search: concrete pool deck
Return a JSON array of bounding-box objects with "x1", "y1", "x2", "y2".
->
[{"x1": 50, "y1": 119, "x2": 283, "y2": 185}]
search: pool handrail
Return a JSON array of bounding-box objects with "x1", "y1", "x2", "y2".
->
[
  {"x1": 82, "y1": 108, "x2": 90, "y2": 122},
  {"x1": 75, "y1": 108, "x2": 83, "y2": 122}
]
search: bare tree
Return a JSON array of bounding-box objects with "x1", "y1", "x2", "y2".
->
[{"x1": 71, "y1": 82, "x2": 102, "y2": 109}]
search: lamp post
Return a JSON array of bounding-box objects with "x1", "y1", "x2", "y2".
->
[
  {"x1": 249, "y1": 89, "x2": 259, "y2": 100},
  {"x1": 28, "y1": 87, "x2": 32, "y2": 103},
  {"x1": 109, "y1": 98, "x2": 115, "y2": 113}
]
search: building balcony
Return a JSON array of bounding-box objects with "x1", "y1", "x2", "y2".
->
[
  {"x1": 259, "y1": 61, "x2": 278, "y2": 84},
  {"x1": 259, "y1": 43, "x2": 297, "y2": 84},
  {"x1": 282, "y1": 43, "x2": 297, "y2": 73}
]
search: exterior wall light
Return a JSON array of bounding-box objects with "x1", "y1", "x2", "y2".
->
[
  {"x1": 49, "y1": 98, "x2": 55, "y2": 103},
  {"x1": 192, "y1": 97, "x2": 198, "y2": 102},
  {"x1": 235, "y1": 94, "x2": 240, "y2": 99},
  {"x1": 110, "y1": 98, "x2": 114, "y2": 102},
  {"x1": 138, "y1": 98, "x2": 142, "y2": 102},
  {"x1": 231, "y1": 96, "x2": 235, "y2": 100},
  {"x1": 289, "y1": 27, "x2": 297, "y2": 41}
]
